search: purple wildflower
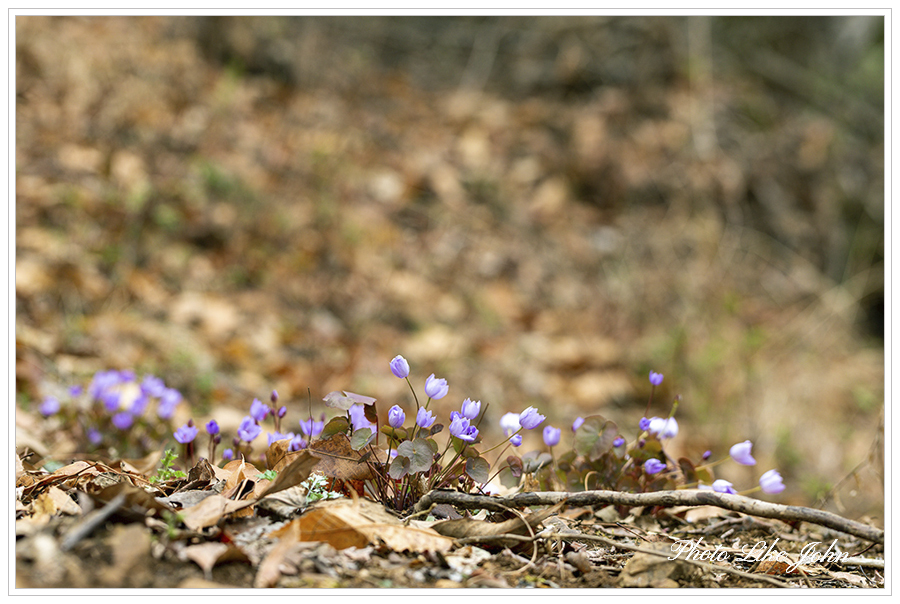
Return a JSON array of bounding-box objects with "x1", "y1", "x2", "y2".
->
[
  {"x1": 206, "y1": 420, "x2": 220, "y2": 435},
  {"x1": 759, "y1": 469, "x2": 785, "y2": 494},
  {"x1": 348, "y1": 404, "x2": 372, "y2": 432},
  {"x1": 237, "y1": 416, "x2": 262, "y2": 442},
  {"x1": 449, "y1": 416, "x2": 479, "y2": 442},
  {"x1": 649, "y1": 371, "x2": 664, "y2": 386},
  {"x1": 111, "y1": 412, "x2": 134, "y2": 430},
  {"x1": 509, "y1": 434, "x2": 522, "y2": 447},
  {"x1": 519, "y1": 407, "x2": 545, "y2": 430},
  {"x1": 500, "y1": 413, "x2": 520, "y2": 435},
  {"x1": 460, "y1": 398, "x2": 481, "y2": 420},
  {"x1": 249, "y1": 398, "x2": 269, "y2": 422},
  {"x1": 543, "y1": 425, "x2": 561, "y2": 447},
  {"x1": 388, "y1": 405, "x2": 406, "y2": 428},
  {"x1": 613, "y1": 437, "x2": 625, "y2": 448},
  {"x1": 572, "y1": 417, "x2": 584, "y2": 432},
  {"x1": 424, "y1": 374, "x2": 449, "y2": 400},
  {"x1": 140, "y1": 375, "x2": 166, "y2": 398},
  {"x1": 729, "y1": 440, "x2": 756, "y2": 466},
  {"x1": 643, "y1": 458, "x2": 666, "y2": 475},
  {"x1": 390, "y1": 355, "x2": 410, "y2": 379},
  {"x1": 648, "y1": 417, "x2": 678, "y2": 439},
  {"x1": 416, "y1": 407, "x2": 436, "y2": 429},
  {"x1": 39, "y1": 396, "x2": 60, "y2": 417},
  {"x1": 157, "y1": 388, "x2": 182, "y2": 420},
  {"x1": 174, "y1": 423, "x2": 199, "y2": 444},
  {"x1": 298, "y1": 416, "x2": 325, "y2": 439},
  {"x1": 712, "y1": 479, "x2": 736, "y2": 494}
]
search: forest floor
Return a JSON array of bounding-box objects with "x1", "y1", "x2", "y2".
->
[{"x1": 14, "y1": 16, "x2": 885, "y2": 590}]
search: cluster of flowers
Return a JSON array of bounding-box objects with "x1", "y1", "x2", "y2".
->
[
  {"x1": 38, "y1": 369, "x2": 185, "y2": 453},
  {"x1": 38, "y1": 360, "x2": 785, "y2": 499}
]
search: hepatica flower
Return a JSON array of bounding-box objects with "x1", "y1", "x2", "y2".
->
[
  {"x1": 299, "y1": 417, "x2": 325, "y2": 439},
  {"x1": 174, "y1": 423, "x2": 199, "y2": 444},
  {"x1": 509, "y1": 434, "x2": 522, "y2": 447},
  {"x1": 267, "y1": 431, "x2": 295, "y2": 446},
  {"x1": 613, "y1": 436, "x2": 625, "y2": 448},
  {"x1": 249, "y1": 398, "x2": 270, "y2": 422},
  {"x1": 460, "y1": 398, "x2": 481, "y2": 420},
  {"x1": 711, "y1": 479, "x2": 736, "y2": 494},
  {"x1": 543, "y1": 425, "x2": 561, "y2": 447},
  {"x1": 730, "y1": 440, "x2": 756, "y2": 466},
  {"x1": 416, "y1": 407, "x2": 436, "y2": 429},
  {"x1": 388, "y1": 405, "x2": 406, "y2": 428},
  {"x1": 390, "y1": 355, "x2": 410, "y2": 379},
  {"x1": 111, "y1": 412, "x2": 134, "y2": 430},
  {"x1": 39, "y1": 396, "x2": 60, "y2": 417},
  {"x1": 140, "y1": 374, "x2": 166, "y2": 398},
  {"x1": 424, "y1": 374, "x2": 449, "y2": 400},
  {"x1": 649, "y1": 371, "x2": 664, "y2": 386},
  {"x1": 449, "y1": 416, "x2": 479, "y2": 442},
  {"x1": 648, "y1": 417, "x2": 678, "y2": 439},
  {"x1": 289, "y1": 435, "x2": 308, "y2": 451},
  {"x1": 759, "y1": 469, "x2": 786, "y2": 494},
  {"x1": 643, "y1": 458, "x2": 666, "y2": 475},
  {"x1": 639, "y1": 417, "x2": 651, "y2": 432},
  {"x1": 157, "y1": 388, "x2": 182, "y2": 420},
  {"x1": 87, "y1": 428, "x2": 102, "y2": 446},
  {"x1": 348, "y1": 404, "x2": 373, "y2": 431},
  {"x1": 572, "y1": 417, "x2": 585, "y2": 432},
  {"x1": 237, "y1": 416, "x2": 262, "y2": 442},
  {"x1": 519, "y1": 407, "x2": 546, "y2": 430},
  {"x1": 206, "y1": 420, "x2": 220, "y2": 435},
  {"x1": 500, "y1": 413, "x2": 520, "y2": 435}
]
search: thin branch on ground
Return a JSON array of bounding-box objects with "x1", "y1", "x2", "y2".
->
[{"x1": 414, "y1": 489, "x2": 884, "y2": 545}]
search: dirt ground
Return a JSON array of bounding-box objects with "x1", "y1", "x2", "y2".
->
[{"x1": 14, "y1": 15, "x2": 885, "y2": 590}]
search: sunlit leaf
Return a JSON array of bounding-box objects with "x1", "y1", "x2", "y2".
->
[
  {"x1": 350, "y1": 428, "x2": 374, "y2": 451},
  {"x1": 320, "y1": 416, "x2": 350, "y2": 440}
]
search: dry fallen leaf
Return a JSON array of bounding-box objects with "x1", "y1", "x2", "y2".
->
[
  {"x1": 430, "y1": 501, "x2": 563, "y2": 550},
  {"x1": 272, "y1": 498, "x2": 453, "y2": 554},
  {"x1": 307, "y1": 433, "x2": 375, "y2": 481},
  {"x1": 181, "y1": 542, "x2": 251, "y2": 581}
]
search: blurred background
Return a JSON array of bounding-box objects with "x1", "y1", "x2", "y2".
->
[{"x1": 15, "y1": 15, "x2": 884, "y2": 521}]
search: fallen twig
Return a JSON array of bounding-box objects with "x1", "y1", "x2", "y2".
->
[
  {"x1": 60, "y1": 492, "x2": 127, "y2": 552},
  {"x1": 414, "y1": 489, "x2": 884, "y2": 545}
]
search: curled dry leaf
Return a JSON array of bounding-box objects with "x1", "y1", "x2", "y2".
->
[
  {"x1": 181, "y1": 541, "x2": 251, "y2": 581},
  {"x1": 272, "y1": 498, "x2": 453, "y2": 554},
  {"x1": 430, "y1": 501, "x2": 564, "y2": 550}
]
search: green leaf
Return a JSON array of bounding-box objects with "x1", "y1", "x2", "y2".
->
[
  {"x1": 497, "y1": 466, "x2": 520, "y2": 489},
  {"x1": 379, "y1": 425, "x2": 409, "y2": 443},
  {"x1": 465, "y1": 456, "x2": 490, "y2": 484},
  {"x1": 321, "y1": 416, "x2": 350, "y2": 440},
  {"x1": 574, "y1": 416, "x2": 619, "y2": 462},
  {"x1": 396, "y1": 438, "x2": 433, "y2": 474},
  {"x1": 388, "y1": 455, "x2": 410, "y2": 480},
  {"x1": 350, "y1": 428, "x2": 374, "y2": 451},
  {"x1": 521, "y1": 451, "x2": 552, "y2": 473}
]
